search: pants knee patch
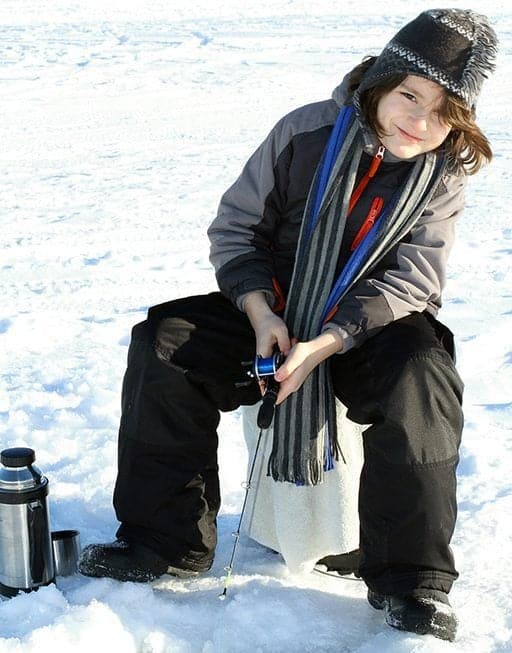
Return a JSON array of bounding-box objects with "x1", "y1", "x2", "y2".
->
[{"x1": 367, "y1": 350, "x2": 463, "y2": 466}]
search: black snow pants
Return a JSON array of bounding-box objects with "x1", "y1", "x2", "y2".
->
[{"x1": 113, "y1": 292, "x2": 464, "y2": 595}]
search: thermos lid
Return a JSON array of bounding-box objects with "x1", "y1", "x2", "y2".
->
[
  {"x1": 1, "y1": 447, "x2": 36, "y2": 468},
  {"x1": 0, "y1": 448, "x2": 48, "y2": 499}
]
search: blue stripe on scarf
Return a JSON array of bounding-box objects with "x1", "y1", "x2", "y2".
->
[
  {"x1": 319, "y1": 193, "x2": 398, "y2": 324},
  {"x1": 305, "y1": 106, "x2": 355, "y2": 241}
]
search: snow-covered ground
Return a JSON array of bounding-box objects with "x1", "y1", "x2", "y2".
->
[{"x1": 1, "y1": 1, "x2": 511, "y2": 651}]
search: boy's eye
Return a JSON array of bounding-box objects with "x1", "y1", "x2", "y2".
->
[{"x1": 401, "y1": 92, "x2": 417, "y2": 102}]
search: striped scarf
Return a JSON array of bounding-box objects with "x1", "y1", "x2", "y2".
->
[{"x1": 268, "y1": 105, "x2": 446, "y2": 485}]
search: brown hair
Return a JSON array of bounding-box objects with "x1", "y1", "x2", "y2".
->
[{"x1": 347, "y1": 57, "x2": 493, "y2": 175}]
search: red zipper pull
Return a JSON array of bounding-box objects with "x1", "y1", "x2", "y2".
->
[
  {"x1": 348, "y1": 146, "x2": 386, "y2": 216},
  {"x1": 368, "y1": 145, "x2": 385, "y2": 178},
  {"x1": 368, "y1": 195, "x2": 384, "y2": 222},
  {"x1": 350, "y1": 196, "x2": 384, "y2": 251}
]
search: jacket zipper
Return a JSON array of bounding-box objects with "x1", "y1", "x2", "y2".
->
[
  {"x1": 323, "y1": 146, "x2": 387, "y2": 323},
  {"x1": 348, "y1": 145, "x2": 385, "y2": 215}
]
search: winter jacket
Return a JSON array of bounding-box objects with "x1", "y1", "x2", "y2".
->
[{"x1": 207, "y1": 77, "x2": 466, "y2": 351}]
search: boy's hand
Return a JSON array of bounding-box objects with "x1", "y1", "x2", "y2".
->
[
  {"x1": 244, "y1": 291, "x2": 291, "y2": 357},
  {"x1": 274, "y1": 330, "x2": 343, "y2": 404}
]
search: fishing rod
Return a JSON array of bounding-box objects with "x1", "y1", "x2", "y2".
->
[{"x1": 219, "y1": 356, "x2": 281, "y2": 600}]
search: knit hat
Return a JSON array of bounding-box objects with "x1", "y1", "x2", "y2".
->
[{"x1": 357, "y1": 8, "x2": 498, "y2": 108}]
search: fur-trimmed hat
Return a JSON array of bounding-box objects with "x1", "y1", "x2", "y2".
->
[{"x1": 357, "y1": 8, "x2": 498, "y2": 108}]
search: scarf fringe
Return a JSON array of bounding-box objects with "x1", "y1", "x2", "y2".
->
[{"x1": 267, "y1": 446, "x2": 338, "y2": 486}]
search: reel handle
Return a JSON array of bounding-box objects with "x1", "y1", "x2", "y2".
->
[{"x1": 257, "y1": 377, "x2": 279, "y2": 429}]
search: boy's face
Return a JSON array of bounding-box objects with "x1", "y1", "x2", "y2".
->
[{"x1": 376, "y1": 75, "x2": 451, "y2": 159}]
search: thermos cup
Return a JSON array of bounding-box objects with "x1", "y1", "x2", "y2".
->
[
  {"x1": 51, "y1": 529, "x2": 81, "y2": 577},
  {"x1": 0, "y1": 447, "x2": 55, "y2": 597}
]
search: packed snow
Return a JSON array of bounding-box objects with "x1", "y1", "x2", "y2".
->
[{"x1": 1, "y1": 1, "x2": 511, "y2": 651}]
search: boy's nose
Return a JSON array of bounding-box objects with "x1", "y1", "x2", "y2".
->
[{"x1": 408, "y1": 110, "x2": 429, "y2": 132}]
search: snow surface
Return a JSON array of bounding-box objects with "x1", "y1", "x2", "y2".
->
[{"x1": 1, "y1": 1, "x2": 511, "y2": 651}]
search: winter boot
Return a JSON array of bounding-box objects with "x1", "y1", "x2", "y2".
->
[
  {"x1": 316, "y1": 549, "x2": 360, "y2": 576},
  {"x1": 78, "y1": 539, "x2": 212, "y2": 582},
  {"x1": 368, "y1": 589, "x2": 458, "y2": 642}
]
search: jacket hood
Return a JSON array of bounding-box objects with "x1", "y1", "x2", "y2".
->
[{"x1": 331, "y1": 73, "x2": 351, "y2": 110}]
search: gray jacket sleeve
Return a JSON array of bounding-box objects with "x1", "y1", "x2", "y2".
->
[
  {"x1": 208, "y1": 100, "x2": 338, "y2": 309},
  {"x1": 323, "y1": 172, "x2": 467, "y2": 351},
  {"x1": 207, "y1": 116, "x2": 290, "y2": 309}
]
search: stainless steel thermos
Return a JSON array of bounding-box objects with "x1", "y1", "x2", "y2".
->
[{"x1": 0, "y1": 447, "x2": 55, "y2": 597}]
